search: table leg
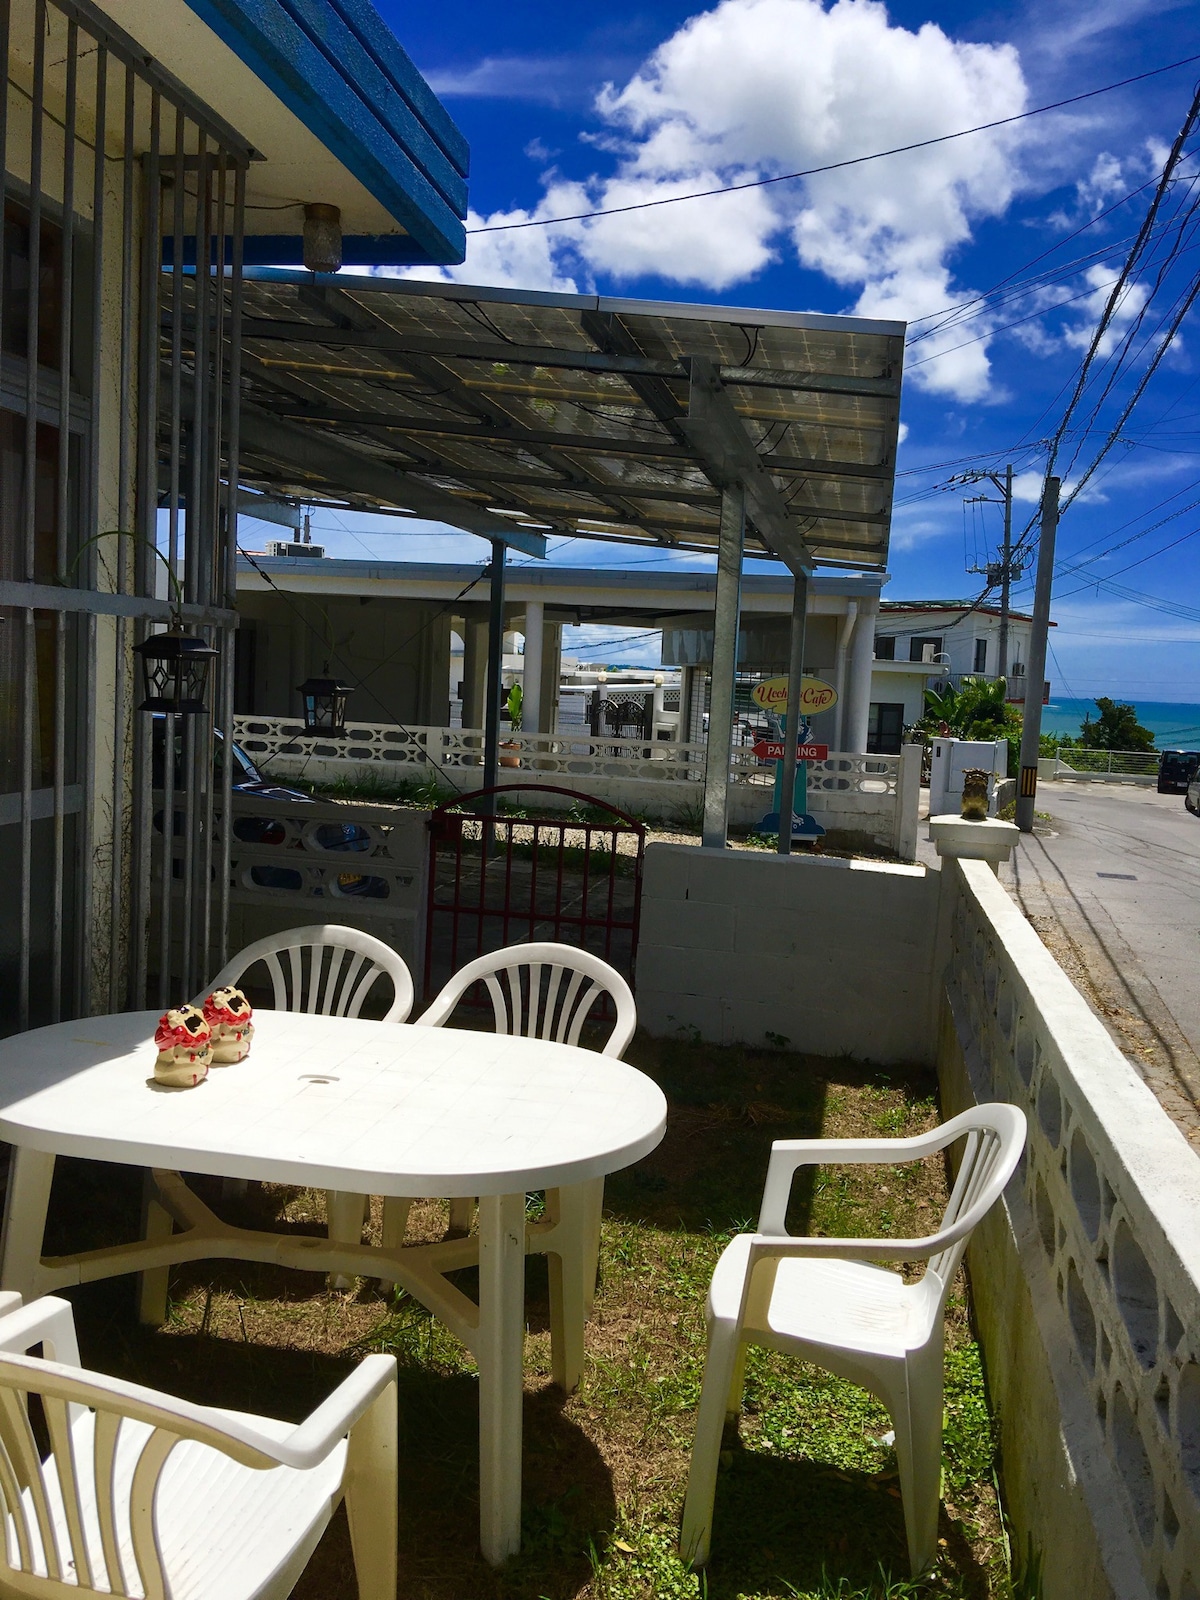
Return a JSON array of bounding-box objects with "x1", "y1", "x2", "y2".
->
[
  {"x1": 0, "y1": 1148, "x2": 55, "y2": 1301},
  {"x1": 477, "y1": 1191, "x2": 526, "y2": 1566},
  {"x1": 581, "y1": 1176, "x2": 604, "y2": 1320},
  {"x1": 546, "y1": 1183, "x2": 591, "y2": 1394},
  {"x1": 327, "y1": 1191, "x2": 367, "y2": 1291},
  {"x1": 138, "y1": 1172, "x2": 173, "y2": 1327}
]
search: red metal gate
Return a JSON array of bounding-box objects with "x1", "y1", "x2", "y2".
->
[{"x1": 423, "y1": 785, "x2": 645, "y2": 1003}]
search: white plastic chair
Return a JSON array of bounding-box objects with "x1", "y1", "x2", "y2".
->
[
  {"x1": 362, "y1": 945, "x2": 636, "y2": 1346},
  {"x1": 0, "y1": 1293, "x2": 397, "y2": 1599},
  {"x1": 415, "y1": 941, "x2": 637, "y2": 1057},
  {"x1": 680, "y1": 1102, "x2": 1026, "y2": 1577},
  {"x1": 201, "y1": 923, "x2": 414, "y2": 1023}
]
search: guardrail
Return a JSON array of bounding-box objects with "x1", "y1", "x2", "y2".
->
[
  {"x1": 941, "y1": 855, "x2": 1200, "y2": 1599},
  {"x1": 1054, "y1": 748, "x2": 1161, "y2": 779}
]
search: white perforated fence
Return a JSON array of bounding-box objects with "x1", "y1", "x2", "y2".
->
[
  {"x1": 233, "y1": 715, "x2": 901, "y2": 791},
  {"x1": 943, "y1": 857, "x2": 1200, "y2": 1600}
]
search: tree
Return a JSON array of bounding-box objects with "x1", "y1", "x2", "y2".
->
[
  {"x1": 917, "y1": 676, "x2": 1018, "y2": 742},
  {"x1": 1079, "y1": 697, "x2": 1155, "y2": 752},
  {"x1": 914, "y1": 675, "x2": 1024, "y2": 777}
]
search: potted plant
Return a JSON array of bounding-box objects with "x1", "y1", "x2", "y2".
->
[{"x1": 500, "y1": 683, "x2": 523, "y2": 767}]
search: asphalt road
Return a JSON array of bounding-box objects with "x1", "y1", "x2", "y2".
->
[{"x1": 1003, "y1": 782, "x2": 1200, "y2": 1138}]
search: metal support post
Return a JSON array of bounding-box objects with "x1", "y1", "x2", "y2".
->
[
  {"x1": 777, "y1": 572, "x2": 809, "y2": 856},
  {"x1": 702, "y1": 486, "x2": 745, "y2": 850},
  {"x1": 482, "y1": 539, "x2": 506, "y2": 798},
  {"x1": 1016, "y1": 477, "x2": 1059, "y2": 833},
  {"x1": 521, "y1": 599, "x2": 544, "y2": 734}
]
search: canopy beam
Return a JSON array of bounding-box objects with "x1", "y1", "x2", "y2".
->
[{"x1": 682, "y1": 358, "x2": 815, "y2": 579}]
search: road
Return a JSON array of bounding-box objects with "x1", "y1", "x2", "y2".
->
[{"x1": 1002, "y1": 783, "x2": 1200, "y2": 1141}]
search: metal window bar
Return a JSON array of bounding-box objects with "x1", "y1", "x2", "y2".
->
[{"x1": 2, "y1": 0, "x2": 249, "y2": 1034}]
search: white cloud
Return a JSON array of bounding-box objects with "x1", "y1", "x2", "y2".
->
[
  {"x1": 430, "y1": 0, "x2": 1030, "y2": 402},
  {"x1": 563, "y1": 624, "x2": 663, "y2": 666},
  {"x1": 397, "y1": 199, "x2": 584, "y2": 294},
  {"x1": 1076, "y1": 152, "x2": 1128, "y2": 214},
  {"x1": 1062, "y1": 263, "x2": 1150, "y2": 355},
  {"x1": 422, "y1": 56, "x2": 584, "y2": 105}
]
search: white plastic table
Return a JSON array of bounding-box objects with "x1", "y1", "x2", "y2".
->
[{"x1": 0, "y1": 1008, "x2": 667, "y2": 1564}]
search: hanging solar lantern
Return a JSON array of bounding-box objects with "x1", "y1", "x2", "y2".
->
[
  {"x1": 297, "y1": 673, "x2": 352, "y2": 736},
  {"x1": 134, "y1": 626, "x2": 218, "y2": 715}
]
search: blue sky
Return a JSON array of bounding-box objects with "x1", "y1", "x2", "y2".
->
[{"x1": 251, "y1": 0, "x2": 1200, "y2": 705}]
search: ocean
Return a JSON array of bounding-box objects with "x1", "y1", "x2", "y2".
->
[{"x1": 1039, "y1": 697, "x2": 1200, "y2": 746}]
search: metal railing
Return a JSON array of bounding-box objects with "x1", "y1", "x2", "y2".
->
[
  {"x1": 1, "y1": 0, "x2": 249, "y2": 1028},
  {"x1": 1054, "y1": 748, "x2": 1161, "y2": 778}
]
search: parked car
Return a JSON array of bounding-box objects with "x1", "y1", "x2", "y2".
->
[
  {"x1": 151, "y1": 717, "x2": 311, "y2": 805},
  {"x1": 150, "y1": 722, "x2": 379, "y2": 894},
  {"x1": 1157, "y1": 749, "x2": 1200, "y2": 794},
  {"x1": 1187, "y1": 772, "x2": 1200, "y2": 816}
]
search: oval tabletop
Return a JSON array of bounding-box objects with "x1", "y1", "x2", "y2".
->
[{"x1": 0, "y1": 1010, "x2": 667, "y2": 1196}]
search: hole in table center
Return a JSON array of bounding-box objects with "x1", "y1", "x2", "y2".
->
[{"x1": 298, "y1": 1074, "x2": 340, "y2": 1085}]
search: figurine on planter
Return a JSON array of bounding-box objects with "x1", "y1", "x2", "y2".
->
[
  {"x1": 202, "y1": 986, "x2": 255, "y2": 1064},
  {"x1": 153, "y1": 1005, "x2": 212, "y2": 1088}
]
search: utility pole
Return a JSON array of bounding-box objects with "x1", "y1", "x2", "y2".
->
[
  {"x1": 998, "y1": 462, "x2": 1013, "y2": 681},
  {"x1": 1015, "y1": 477, "x2": 1060, "y2": 834},
  {"x1": 963, "y1": 463, "x2": 1022, "y2": 680}
]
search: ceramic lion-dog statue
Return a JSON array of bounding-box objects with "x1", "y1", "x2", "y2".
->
[
  {"x1": 202, "y1": 986, "x2": 255, "y2": 1064},
  {"x1": 153, "y1": 1005, "x2": 213, "y2": 1088}
]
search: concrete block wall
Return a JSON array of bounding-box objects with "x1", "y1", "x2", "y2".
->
[
  {"x1": 940, "y1": 857, "x2": 1200, "y2": 1600},
  {"x1": 635, "y1": 844, "x2": 939, "y2": 1062}
]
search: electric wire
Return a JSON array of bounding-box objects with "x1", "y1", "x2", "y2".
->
[{"x1": 464, "y1": 54, "x2": 1200, "y2": 234}]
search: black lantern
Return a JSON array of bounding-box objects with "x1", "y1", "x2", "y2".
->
[
  {"x1": 134, "y1": 627, "x2": 218, "y2": 714},
  {"x1": 297, "y1": 674, "x2": 351, "y2": 736}
]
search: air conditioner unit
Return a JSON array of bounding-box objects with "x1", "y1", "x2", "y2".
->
[{"x1": 265, "y1": 539, "x2": 325, "y2": 558}]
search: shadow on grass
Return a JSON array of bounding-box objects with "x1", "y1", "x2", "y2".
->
[
  {"x1": 609, "y1": 1033, "x2": 938, "y2": 1237},
  {"x1": 704, "y1": 1450, "x2": 991, "y2": 1599}
]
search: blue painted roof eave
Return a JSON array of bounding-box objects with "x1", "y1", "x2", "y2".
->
[{"x1": 184, "y1": 0, "x2": 467, "y2": 266}]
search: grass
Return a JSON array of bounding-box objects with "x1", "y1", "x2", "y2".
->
[
  {"x1": 41, "y1": 1041, "x2": 1017, "y2": 1600},
  {"x1": 292, "y1": 771, "x2": 904, "y2": 865}
]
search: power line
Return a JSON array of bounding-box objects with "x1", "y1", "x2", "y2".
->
[
  {"x1": 904, "y1": 163, "x2": 1195, "y2": 341},
  {"x1": 465, "y1": 54, "x2": 1200, "y2": 234},
  {"x1": 1000, "y1": 83, "x2": 1200, "y2": 572},
  {"x1": 907, "y1": 190, "x2": 1200, "y2": 374},
  {"x1": 1044, "y1": 85, "x2": 1200, "y2": 488}
]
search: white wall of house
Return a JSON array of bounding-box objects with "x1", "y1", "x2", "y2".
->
[{"x1": 873, "y1": 603, "x2": 1036, "y2": 687}]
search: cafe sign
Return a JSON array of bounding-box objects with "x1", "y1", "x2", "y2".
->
[{"x1": 751, "y1": 676, "x2": 838, "y2": 714}]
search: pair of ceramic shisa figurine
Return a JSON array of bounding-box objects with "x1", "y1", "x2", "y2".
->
[{"x1": 153, "y1": 987, "x2": 254, "y2": 1088}]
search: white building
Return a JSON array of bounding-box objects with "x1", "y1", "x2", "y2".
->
[
  {"x1": 869, "y1": 600, "x2": 1043, "y2": 751},
  {"x1": 235, "y1": 556, "x2": 1052, "y2": 757}
]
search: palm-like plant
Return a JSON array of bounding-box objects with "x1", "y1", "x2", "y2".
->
[{"x1": 919, "y1": 675, "x2": 1013, "y2": 740}]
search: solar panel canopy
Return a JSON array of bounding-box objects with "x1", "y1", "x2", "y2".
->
[{"x1": 230, "y1": 270, "x2": 906, "y2": 573}]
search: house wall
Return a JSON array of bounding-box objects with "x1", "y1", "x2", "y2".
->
[
  {"x1": 236, "y1": 592, "x2": 452, "y2": 727},
  {"x1": 634, "y1": 845, "x2": 940, "y2": 1061},
  {"x1": 874, "y1": 607, "x2": 1035, "y2": 681}
]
